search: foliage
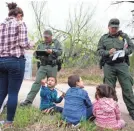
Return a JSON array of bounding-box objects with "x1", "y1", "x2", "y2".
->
[
  {"x1": 50, "y1": 4, "x2": 102, "y2": 68},
  {"x1": 30, "y1": 2, "x2": 102, "y2": 68}
]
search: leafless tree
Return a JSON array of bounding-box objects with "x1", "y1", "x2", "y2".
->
[
  {"x1": 31, "y1": 1, "x2": 47, "y2": 40},
  {"x1": 111, "y1": 0, "x2": 134, "y2": 35},
  {"x1": 49, "y1": 4, "x2": 101, "y2": 67},
  {"x1": 30, "y1": 2, "x2": 101, "y2": 67},
  {"x1": 111, "y1": 1, "x2": 134, "y2": 5}
]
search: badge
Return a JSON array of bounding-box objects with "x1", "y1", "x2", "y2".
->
[
  {"x1": 118, "y1": 36, "x2": 123, "y2": 41},
  {"x1": 51, "y1": 43, "x2": 55, "y2": 48}
]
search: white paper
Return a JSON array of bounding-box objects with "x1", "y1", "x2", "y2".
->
[
  {"x1": 118, "y1": 50, "x2": 125, "y2": 58},
  {"x1": 112, "y1": 50, "x2": 125, "y2": 61},
  {"x1": 112, "y1": 51, "x2": 120, "y2": 61}
]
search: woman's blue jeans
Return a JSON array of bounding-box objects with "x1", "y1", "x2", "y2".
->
[{"x1": 0, "y1": 57, "x2": 25, "y2": 122}]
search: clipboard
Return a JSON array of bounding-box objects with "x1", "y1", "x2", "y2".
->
[{"x1": 36, "y1": 50, "x2": 49, "y2": 56}]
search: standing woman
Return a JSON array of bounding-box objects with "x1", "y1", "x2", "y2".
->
[{"x1": 0, "y1": 2, "x2": 33, "y2": 126}]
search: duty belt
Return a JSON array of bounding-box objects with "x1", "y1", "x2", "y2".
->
[{"x1": 41, "y1": 60, "x2": 57, "y2": 66}]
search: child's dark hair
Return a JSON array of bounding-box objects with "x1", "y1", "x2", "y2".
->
[
  {"x1": 68, "y1": 75, "x2": 80, "y2": 87},
  {"x1": 47, "y1": 76, "x2": 57, "y2": 84},
  {"x1": 7, "y1": 2, "x2": 24, "y2": 17},
  {"x1": 95, "y1": 84, "x2": 118, "y2": 101}
]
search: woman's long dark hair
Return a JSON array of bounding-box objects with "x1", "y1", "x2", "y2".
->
[
  {"x1": 7, "y1": 2, "x2": 24, "y2": 17},
  {"x1": 95, "y1": 84, "x2": 118, "y2": 101}
]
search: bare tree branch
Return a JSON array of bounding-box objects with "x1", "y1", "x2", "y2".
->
[
  {"x1": 31, "y1": 1, "x2": 47, "y2": 40},
  {"x1": 31, "y1": 2, "x2": 101, "y2": 67},
  {"x1": 111, "y1": 1, "x2": 134, "y2": 5}
]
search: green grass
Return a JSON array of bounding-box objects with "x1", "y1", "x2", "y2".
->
[
  {"x1": 0, "y1": 106, "x2": 96, "y2": 131},
  {"x1": 0, "y1": 106, "x2": 132, "y2": 131},
  {"x1": 13, "y1": 106, "x2": 42, "y2": 128}
]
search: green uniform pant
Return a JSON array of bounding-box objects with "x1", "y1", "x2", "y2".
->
[
  {"x1": 103, "y1": 63, "x2": 134, "y2": 115},
  {"x1": 26, "y1": 65, "x2": 58, "y2": 103}
]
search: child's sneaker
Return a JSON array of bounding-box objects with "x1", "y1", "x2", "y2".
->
[
  {"x1": 89, "y1": 116, "x2": 96, "y2": 122},
  {"x1": 72, "y1": 123, "x2": 81, "y2": 128},
  {"x1": 71, "y1": 123, "x2": 81, "y2": 131}
]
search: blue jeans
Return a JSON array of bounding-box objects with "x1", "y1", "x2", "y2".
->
[
  {"x1": 0, "y1": 57, "x2": 25, "y2": 122},
  {"x1": 53, "y1": 106, "x2": 63, "y2": 113},
  {"x1": 42, "y1": 106, "x2": 63, "y2": 113},
  {"x1": 62, "y1": 106, "x2": 93, "y2": 125},
  {"x1": 86, "y1": 106, "x2": 93, "y2": 119}
]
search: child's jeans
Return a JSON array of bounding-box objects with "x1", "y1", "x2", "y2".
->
[
  {"x1": 42, "y1": 106, "x2": 63, "y2": 113},
  {"x1": 86, "y1": 106, "x2": 93, "y2": 119},
  {"x1": 53, "y1": 106, "x2": 63, "y2": 113},
  {"x1": 63, "y1": 106, "x2": 93, "y2": 125}
]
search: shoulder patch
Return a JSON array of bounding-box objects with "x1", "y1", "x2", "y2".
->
[
  {"x1": 51, "y1": 42, "x2": 55, "y2": 48},
  {"x1": 118, "y1": 36, "x2": 123, "y2": 41}
]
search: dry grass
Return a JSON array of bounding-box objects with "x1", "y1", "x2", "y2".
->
[
  {"x1": 32, "y1": 65, "x2": 103, "y2": 85},
  {"x1": 57, "y1": 66, "x2": 103, "y2": 85},
  {"x1": 1, "y1": 106, "x2": 134, "y2": 131}
]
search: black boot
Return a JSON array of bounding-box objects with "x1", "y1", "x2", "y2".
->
[{"x1": 20, "y1": 100, "x2": 32, "y2": 106}]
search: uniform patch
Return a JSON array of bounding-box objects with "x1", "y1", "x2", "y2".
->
[
  {"x1": 51, "y1": 43, "x2": 55, "y2": 48},
  {"x1": 118, "y1": 36, "x2": 123, "y2": 41}
]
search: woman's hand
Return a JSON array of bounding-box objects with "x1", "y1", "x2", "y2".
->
[{"x1": 29, "y1": 41, "x2": 35, "y2": 49}]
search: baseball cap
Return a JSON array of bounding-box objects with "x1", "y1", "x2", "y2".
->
[
  {"x1": 44, "y1": 30, "x2": 52, "y2": 37},
  {"x1": 108, "y1": 18, "x2": 120, "y2": 28}
]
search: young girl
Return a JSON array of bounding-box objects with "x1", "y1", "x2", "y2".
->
[
  {"x1": 40, "y1": 77, "x2": 64, "y2": 113},
  {"x1": 62, "y1": 75, "x2": 93, "y2": 125},
  {"x1": 93, "y1": 84, "x2": 126, "y2": 130}
]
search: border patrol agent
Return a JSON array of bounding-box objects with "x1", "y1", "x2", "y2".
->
[
  {"x1": 20, "y1": 30, "x2": 62, "y2": 106},
  {"x1": 97, "y1": 18, "x2": 134, "y2": 120}
]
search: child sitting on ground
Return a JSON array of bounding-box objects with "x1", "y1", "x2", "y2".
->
[
  {"x1": 40, "y1": 77, "x2": 64, "y2": 114},
  {"x1": 93, "y1": 84, "x2": 126, "y2": 130},
  {"x1": 62, "y1": 75, "x2": 93, "y2": 125}
]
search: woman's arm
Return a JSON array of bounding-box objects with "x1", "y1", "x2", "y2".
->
[{"x1": 18, "y1": 22, "x2": 32, "y2": 49}]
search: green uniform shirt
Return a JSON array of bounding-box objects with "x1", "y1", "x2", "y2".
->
[
  {"x1": 34, "y1": 39, "x2": 62, "y2": 65},
  {"x1": 97, "y1": 32, "x2": 133, "y2": 57}
]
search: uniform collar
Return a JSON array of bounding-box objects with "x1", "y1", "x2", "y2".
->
[
  {"x1": 107, "y1": 32, "x2": 119, "y2": 38},
  {"x1": 44, "y1": 40, "x2": 53, "y2": 45}
]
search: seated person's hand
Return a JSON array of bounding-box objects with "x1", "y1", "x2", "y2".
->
[
  {"x1": 61, "y1": 92, "x2": 66, "y2": 98},
  {"x1": 42, "y1": 107, "x2": 54, "y2": 114},
  {"x1": 41, "y1": 79, "x2": 47, "y2": 86}
]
